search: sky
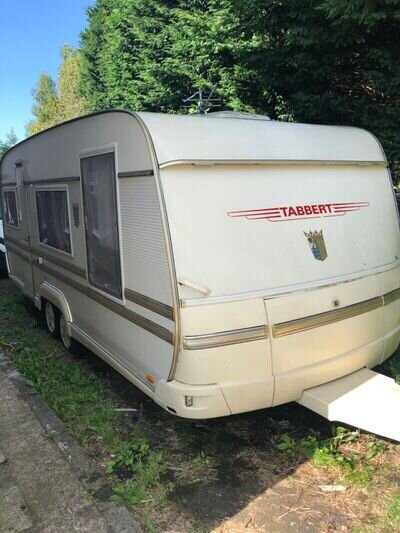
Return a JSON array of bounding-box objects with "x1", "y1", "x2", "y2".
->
[{"x1": 0, "y1": 0, "x2": 94, "y2": 142}]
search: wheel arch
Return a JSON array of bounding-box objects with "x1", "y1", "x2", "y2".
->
[{"x1": 38, "y1": 282, "x2": 73, "y2": 324}]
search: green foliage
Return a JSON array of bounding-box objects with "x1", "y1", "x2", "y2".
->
[
  {"x1": 111, "y1": 451, "x2": 168, "y2": 505},
  {"x1": 192, "y1": 450, "x2": 210, "y2": 466},
  {"x1": 232, "y1": 0, "x2": 400, "y2": 181},
  {"x1": 26, "y1": 46, "x2": 88, "y2": 136},
  {"x1": 277, "y1": 426, "x2": 387, "y2": 487},
  {"x1": 0, "y1": 283, "x2": 170, "y2": 525},
  {"x1": 79, "y1": 0, "x2": 400, "y2": 184},
  {"x1": 26, "y1": 73, "x2": 59, "y2": 136},
  {"x1": 382, "y1": 349, "x2": 400, "y2": 384},
  {"x1": 0, "y1": 129, "x2": 18, "y2": 158},
  {"x1": 106, "y1": 441, "x2": 150, "y2": 473}
]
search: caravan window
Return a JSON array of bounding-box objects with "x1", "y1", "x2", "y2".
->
[
  {"x1": 81, "y1": 152, "x2": 122, "y2": 299},
  {"x1": 4, "y1": 190, "x2": 19, "y2": 227},
  {"x1": 36, "y1": 190, "x2": 72, "y2": 253}
]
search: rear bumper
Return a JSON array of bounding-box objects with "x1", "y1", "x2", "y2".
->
[
  {"x1": 273, "y1": 323, "x2": 399, "y2": 406},
  {"x1": 156, "y1": 322, "x2": 400, "y2": 419}
]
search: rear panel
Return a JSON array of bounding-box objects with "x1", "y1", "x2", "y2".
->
[{"x1": 162, "y1": 162, "x2": 400, "y2": 411}]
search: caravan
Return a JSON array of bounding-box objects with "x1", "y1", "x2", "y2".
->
[{"x1": 1, "y1": 110, "x2": 399, "y2": 438}]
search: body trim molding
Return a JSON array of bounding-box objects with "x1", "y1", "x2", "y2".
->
[
  {"x1": 272, "y1": 289, "x2": 400, "y2": 338},
  {"x1": 24, "y1": 176, "x2": 80, "y2": 185},
  {"x1": 31, "y1": 247, "x2": 87, "y2": 279},
  {"x1": 118, "y1": 170, "x2": 154, "y2": 178},
  {"x1": 124, "y1": 288, "x2": 174, "y2": 320},
  {"x1": 5, "y1": 241, "x2": 31, "y2": 263},
  {"x1": 183, "y1": 324, "x2": 268, "y2": 350},
  {"x1": 36, "y1": 263, "x2": 174, "y2": 345}
]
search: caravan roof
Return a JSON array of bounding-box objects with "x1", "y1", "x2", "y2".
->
[{"x1": 136, "y1": 111, "x2": 386, "y2": 168}]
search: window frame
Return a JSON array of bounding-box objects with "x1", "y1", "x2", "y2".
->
[
  {"x1": 34, "y1": 185, "x2": 73, "y2": 257},
  {"x1": 3, "y1": 188, "x2": 20, "y2": 228},
  {"x1": 79, "y1": 145, "x2": 124, "y2": 301}
]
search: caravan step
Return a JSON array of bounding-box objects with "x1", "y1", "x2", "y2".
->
[{"x1": 298, "y1": 368, "x2": 400, "y2": 442}]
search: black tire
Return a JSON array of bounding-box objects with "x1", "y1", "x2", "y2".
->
[
  {"x1": 59, "y1": 314, "x2": 78, "y2": 352},
  {"x1": 44, "y1": 301, "x2": 60, "y2": 337}
]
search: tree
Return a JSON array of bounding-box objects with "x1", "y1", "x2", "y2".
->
[
  {"x1": 229, "y1": 0, "x2": 400, "y2": 182},
  {"x1": 80, "y1": 0, "x2": 400, "y2": 183},
  {"x1": 0, "y1": 129, "x2": 18, "y2": 158},
  {"x1": 26, "y1": 46, "x2": 88, "y2": 136},
  {"x1": 57, "y1": 46, "x2": 87, "y2": 122},
  {"x1": 26, "y1": 74, "x2": 58, "y2": 136}
]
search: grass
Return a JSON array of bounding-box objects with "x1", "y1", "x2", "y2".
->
[
  {"x1": 383, "y1": 352, "x2": 400, "y2": 384},
  {"x1": 0, "y1": 287, "x2": 171, "y2": 529},
  {"x1": 277, "y1": 426, "x2": 387, "y2": 489}
]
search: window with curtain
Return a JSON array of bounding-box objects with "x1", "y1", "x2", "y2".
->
[
  {"x1": 36, "y1": 190, "x2": 71, "y2": 253},
  {"x1": 81, "y1": 152, "x2": 122, "y2": 298},
  {"x1": 4, "y1": 190, "x2": 19, "y2": 227}
]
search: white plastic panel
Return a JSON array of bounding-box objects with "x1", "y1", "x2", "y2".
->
[
  {"x1": 299, "y1": 368, "x2": 400, "y2": 442},
  {"x1": 137, "y1": 112, "x2": 385, "y2": 165},
  {"x1": 161, "y1": 164, "x2": 400, "y2": 300},
  {"x1": 119, "y1": 176, "x2": 172, "y2": 306}
]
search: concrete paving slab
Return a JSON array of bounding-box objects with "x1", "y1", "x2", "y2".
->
[{"x1": 0, "y1": 351, "x2": 141, "y2": 533}]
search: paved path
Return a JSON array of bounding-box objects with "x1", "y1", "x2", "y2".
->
[{"x1": 0, "y1": 352, "x2": 141, "y2": 533}]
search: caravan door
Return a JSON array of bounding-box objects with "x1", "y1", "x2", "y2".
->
[{"x1": 3, "y1": 163, "x2": 34, "y2": 297}]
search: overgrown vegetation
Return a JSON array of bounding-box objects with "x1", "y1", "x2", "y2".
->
[
  {"x1": 278, "y1": 426, "x2": 387, "y2": 488},
  {"x1": 0, "y1": 279, "x2": 399, "y2": 531},
  {"x1": 0, "y1": 288, "x2": 170, "y2": 528},
  {"x1": 24, "y1": 1, "x2": 400, "y2": 184}
]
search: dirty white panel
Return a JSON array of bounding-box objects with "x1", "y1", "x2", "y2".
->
[{"x1": 299, "y1": 368, "x2": 400, "y2": 442}]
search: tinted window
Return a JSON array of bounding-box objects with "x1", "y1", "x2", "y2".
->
[
  {"x1": 36, "y1": 190, "x2": 71, "y2": 253},
  {"x1": 81, "y1": 152, "x2": 122, "y2": 298},
  {"x1": 4, "y1": 190, "x2": 18, "y2": 227}
]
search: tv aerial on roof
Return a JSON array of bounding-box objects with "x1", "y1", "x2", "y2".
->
[{"x1": 183, "y1": 83, "x2": 221, "y2": 115}]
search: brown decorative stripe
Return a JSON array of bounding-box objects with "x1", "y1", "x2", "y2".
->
[
  {"x1": 118, "y1": 170, "x2": 154, "y2": 178},
  {"x1": 37, "y1": 263, "x2": 173, "y2": 345},
  {"x1": 124, "y1": 288, "x2": 174, "y2": 320},
  {"x1": 384, "y1": 288, "x2": 400, "y2": 306},
  {"x1": 160, "y1": 159, "x2": 388, "y2": 169},
  {"x1": 24, "y1": 176, "x2": 80, "y2": 185},
  {"x1": 183, "y1": 325, "x2": 268, "y2": 350},
  {"x1": 272, "y1": 294, "x2": 391, "y2": 338},
  {"x1": 30, "y1": 247, "x2": 87, "y2": 279},
  {"x1": 4, "y1": 235, "x2": 30, "y2": 250},
  {"x1": 5, "y1": 242, "x2": 31, "y2": 263}
]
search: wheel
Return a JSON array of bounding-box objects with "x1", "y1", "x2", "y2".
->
[
  {"x1": 44, "y1": 301, "x2": 59, "y2": 337},
  {"x1": 59, "y1": 314, "x2": 77, "y2": 351}
]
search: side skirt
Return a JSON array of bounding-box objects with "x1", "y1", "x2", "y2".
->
[{"x1": 70, "y1": 323, "x2": 156, "y2": 398}]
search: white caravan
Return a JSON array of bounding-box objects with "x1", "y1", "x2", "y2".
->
[{"x1": 1, "y1": 111, "x2": 399, "y2": 439}]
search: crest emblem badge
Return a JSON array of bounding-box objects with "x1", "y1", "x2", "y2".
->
[{"x1": 304, "y1": 230, "x2": 328, "y2": 261}]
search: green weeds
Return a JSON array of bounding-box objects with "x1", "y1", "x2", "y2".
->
[
  {"x1": 277, "y1": 426, "x2": 387, "y2": 488},
  {"x1": 111, "y1": 450, "x2": 168, "y2": 505},
  {"x1": 0, "y1": 284, "x2": 171, "y2": 524},
  {"x1": 106, "y1": 441, "x2": 150, "y2": 474}
]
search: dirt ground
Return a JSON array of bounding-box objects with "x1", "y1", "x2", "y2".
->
[{"x1": 0, "y1": 275, "x2": 399, "y2": 532}]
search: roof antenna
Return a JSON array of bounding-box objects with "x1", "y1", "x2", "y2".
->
[{"x1": 183, "y1": 83, "x2": 221, "y2": 115}]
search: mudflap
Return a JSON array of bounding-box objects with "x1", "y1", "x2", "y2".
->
[{"x1": 298, "y1": 368, "x2": 400, "y2": 442}]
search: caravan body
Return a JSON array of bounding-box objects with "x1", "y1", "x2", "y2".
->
[{"x1": 1, "y1": 110, "x2": 399, "y2": 423}]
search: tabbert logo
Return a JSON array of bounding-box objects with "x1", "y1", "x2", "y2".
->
[
  {"x1": 227, "y1": 202, "x2": 369, "y2": 222},
  {"x1": 304, "y1": 230, "x2": 328, "y2": 261}
]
